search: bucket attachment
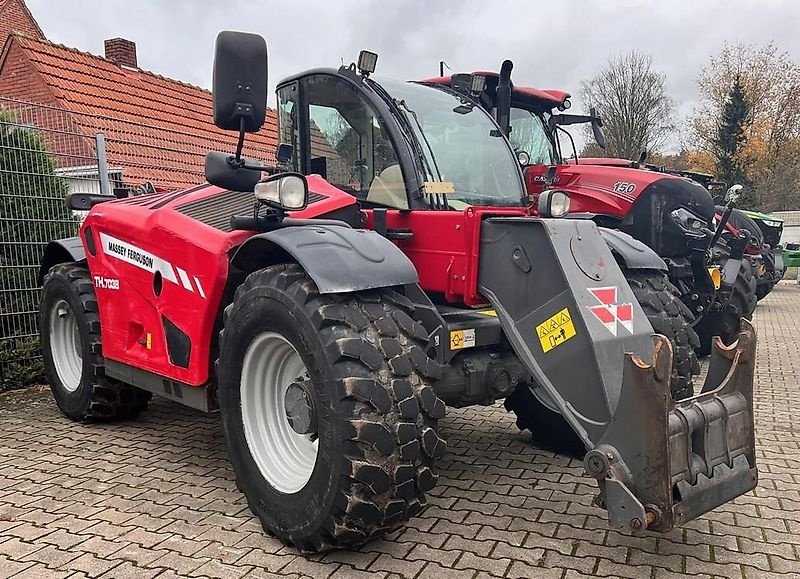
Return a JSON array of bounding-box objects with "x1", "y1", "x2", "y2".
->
[
  {"x1": 478, "y1": 217, "x2": 757, "y2": 534},
  {"x1": 587, "y1": 320, "x2": 756, "y2": 533}
]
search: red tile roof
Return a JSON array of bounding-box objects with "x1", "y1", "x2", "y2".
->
[{"x1": 2, "y1": 34, "x2": 279, "y2": 190}]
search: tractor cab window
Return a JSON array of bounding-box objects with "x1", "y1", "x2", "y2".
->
[
  {"x1": 277, "y1": 83, "x2": 300, "y2": 171},
  {"x1": 509, "y1": 107, "x2": 555, "y2": 166},
  {"x1": 300, "y1": 75, "x2": 406, "y2": 208},
  {"x1": 373, "y1": 78, "x2": 526, "y2": 208}
]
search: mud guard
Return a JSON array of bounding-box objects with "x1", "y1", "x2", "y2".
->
[
  {"x1": 478, "y1": 217, "x2": 756, "y2": 534},
  {"x1": 599, "y1": 227, "x2": 667, "y2": 271},
  {"x1": 39, "y1": 237, "x2": 86, "y2": 283},
  {"x1": 231, "y1": 224, "x2": 418, "y2": 294}
]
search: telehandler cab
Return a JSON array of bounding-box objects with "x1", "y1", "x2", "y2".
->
[{"x1": 39, "y1": 32, "x2": 758, "y2": 552}]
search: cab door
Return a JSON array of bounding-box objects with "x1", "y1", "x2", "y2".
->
[{"x1": 278, "y1": 73, "x2": 410, "y2": 210}]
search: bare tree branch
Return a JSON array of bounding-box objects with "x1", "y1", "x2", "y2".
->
[{"x1": 580, "y1": 51, "x2": 675, "y2": 159}]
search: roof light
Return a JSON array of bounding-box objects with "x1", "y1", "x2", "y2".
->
[
  {"x1": 357, "y1": 50, "x2": 378, "y2": 76},
  {"x1": 470, "y1": 74, "x2": 486, "y2": 94}
]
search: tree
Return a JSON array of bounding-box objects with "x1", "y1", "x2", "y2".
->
[
  {"x1": 0, "y1": 109, "x2": 76, "y2": 389},
  {"x1": 580, "y1": 51, "x2": 676, "y2": 159},
  {"x1": 690, "y1": 42, "x2": 800, "y2": 210},
  {"x1": 712, "y1": 77, "x2": 756, "y2": 207}
]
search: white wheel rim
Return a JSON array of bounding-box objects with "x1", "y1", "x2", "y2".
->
[
  {"x1": 49, "y1": 299, "x2": 82, "y2": 392},
  {"x1": 240, "y1": 331, "x2": 319, "y2": 494}
]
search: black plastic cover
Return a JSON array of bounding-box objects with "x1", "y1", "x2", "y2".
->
[
  {"x1": 163, "y1": 316, "x2": 191, "y2": 368},
  {"x1": 620, "y1": 177, "x2": 715, "y2": 258},
  {"x1": 232, "y1": 224, "x2": 418, "y2": 293},
  {"x1": 204, "y1": 152, "x2": 262, "y2": 192},
  {"x1": 38, "y1": 237, "x2": 86, "y2": 283},
  {"x1": 598, "y1": 227, "x2": 667, "y2": 271}
]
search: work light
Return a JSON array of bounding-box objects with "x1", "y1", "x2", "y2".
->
[
  {"x1": 358, "y1": 50, "x2": 378, "y2": 76},
  {"x1": 254, "y1": 174, "x2": 308, "y2": 210}
]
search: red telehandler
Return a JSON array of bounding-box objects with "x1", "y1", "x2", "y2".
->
[{"x1": 39, "y1": 32, "x2": 757, "y2": 552}]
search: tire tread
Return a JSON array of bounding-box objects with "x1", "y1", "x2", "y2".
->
[
  {"x1": 219, "y1": 264, "x2": 445, "y2": 551},
  {"x1": 42, "y1": 263, "x2": 150, "y2": 422}
]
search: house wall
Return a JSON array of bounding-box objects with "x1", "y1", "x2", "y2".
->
[
  {"x1": 774, "y1": 211, "x2": 800, "y2": 246},
  {"x1": 0, "y1": 0, "x2": 44, "y2": 49},
  {"x1": 0, "y1": 38, "x2": 55, "y2": 105}
]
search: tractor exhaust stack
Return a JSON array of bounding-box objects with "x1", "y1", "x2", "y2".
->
[{"x1": 496, "y1": 60, "x2": 513, "y2": 137}]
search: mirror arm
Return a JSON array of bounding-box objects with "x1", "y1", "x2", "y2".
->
[
  {"x1": 710, "y1": 202, "x2": 735, "y2": 249},
  {"x1": 241, "y1": 159, "x2": 277, "y2": 174},
  {"x1": 234, "y1": 117, "x2": 246, "y2": 161},
  {"x1": 222, "y1": 153, "x2": 275, "y2": 175},
  {"x1": 551, "y1": 114, "x2": 599, "y2": 127},
  {"x1": 554, "y1": 125, "x2": 579, "y2": 165}
]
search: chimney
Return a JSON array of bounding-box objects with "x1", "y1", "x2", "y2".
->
[{"x1": 104, "y1": 38, "x2": 137, "y2": 68}]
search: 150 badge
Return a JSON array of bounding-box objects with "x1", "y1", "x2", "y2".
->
[{"x1": 613, "y1": 181, "x2": 636, "y2": 194}]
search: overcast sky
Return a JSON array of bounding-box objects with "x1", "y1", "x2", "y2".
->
[{"x1": 27, "y1": 0, "x2": 800, "y2": 152}]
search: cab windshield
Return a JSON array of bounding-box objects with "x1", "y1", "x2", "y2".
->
[
  {"x1": 372, "y1": 77, "x2": 525, "y2": 207},
  {"x1": 509, "y1": 107, "x2": 556, "y2": 165}
]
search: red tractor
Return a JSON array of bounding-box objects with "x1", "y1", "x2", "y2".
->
[
  {"x1": 39, "y1": 32, "x2": 757, "y2": 552},
  {"x1": 574, "y1": 159, "x2": 760, "y2": 354},
  {"x1": 422, "y1": 69, "x2": 753, "y2": 370}
]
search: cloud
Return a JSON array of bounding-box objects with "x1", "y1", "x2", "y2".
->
[{"x1": 28, "y1": 0, "x2": 800, "y2": 153}]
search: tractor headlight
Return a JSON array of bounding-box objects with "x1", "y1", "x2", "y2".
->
[
  {"x1": 538, "y1": 189, "x2": 570, "y2": 218},
  {"x1": 254, "y1": 173, "x2": 308, "y2": 210},
  {"x1": 671, "y1": 207, "x2": 708, "y2": 238}
]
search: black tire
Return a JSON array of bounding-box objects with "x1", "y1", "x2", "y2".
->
[
  {"x1": 626, "y1": 269, "x2": 700, "y2": 401},
  {"x1": 217, "y1": 264, "x2": 445, "y2": 552},
  {"x1": 695, "y1": 259, "x2": 757, "y2": 357},
  {"x1": 756, "y1": 278, "x2": 774, "y2": 301},
  {"x1": 504, "y1": 384, "x2": 586, "y2": 457},
  {"x1": 39, "y1": 263, "x2": 151, "y2": 421},
  {"x1": 504, "y1": 268, "x2": 699, "y2": 457}
]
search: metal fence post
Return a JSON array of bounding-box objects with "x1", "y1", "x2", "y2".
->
[{"x1": 95, "y1": 132, "x2": 111, "y2": 196}]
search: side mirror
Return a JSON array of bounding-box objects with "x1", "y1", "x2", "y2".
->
[
  {"x1": 726, "y1": 184, "x2": 743, "y2": 204},
  {"x1": 212, "y1": 31, "x2": 268, "y2": 133},
  {"x1": 205, "y1": 151, "x2": 262, "y2": 191},
  {"x1": 276, "y1": 143, "x2": 293, "y2": 165},
  {"x1": 589, "y1": 107, "x2": 606, "y2": 150}
]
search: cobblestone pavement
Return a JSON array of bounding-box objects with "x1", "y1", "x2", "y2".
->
[{"x1": 1, "y1": 282, "x2": 799, "y2": 579}]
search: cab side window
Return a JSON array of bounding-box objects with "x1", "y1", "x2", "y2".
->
[
  {"x1": 302, "y1": 75, "x2": 406, "y2": 208},
  {"x1": 277, "y1": 83, "x2": 300, "y2": 171}
]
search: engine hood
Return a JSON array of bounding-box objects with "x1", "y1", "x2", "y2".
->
[{"x1": 525, "y1": 163, "x2": 709, "y2": 220}]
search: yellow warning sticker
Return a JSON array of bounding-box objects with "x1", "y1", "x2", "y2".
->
[
  {"x1": 536, "y1": 307, "x2": 576, "y2": 353},
  {"x1": 477, "y1": 309, "x2": 497, "y2": 317},
  {"x1": 450, "y1": 328, "x2": 476, "y2": 350},
  {"x1": 145, "y1": 332, "x2": 152, "y2": 350}
]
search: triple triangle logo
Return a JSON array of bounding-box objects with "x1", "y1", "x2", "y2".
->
[{"x1": 586, "y1": 286, "x2": 633, "y2": 337}]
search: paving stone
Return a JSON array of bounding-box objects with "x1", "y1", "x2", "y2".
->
[
  {"x1": 2, "y1": 283, "x2": 798, "y2": 578},
  {"x1": 0, "y1": 556, "x2": 35, "y2": 579}
]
